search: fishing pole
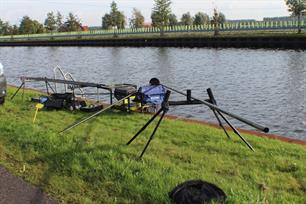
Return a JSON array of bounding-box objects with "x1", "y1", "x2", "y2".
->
[
  {"x1": 163, "y1": 84, "x2": 269, "y2": 133},
  {"x1": 60, "y1": 92, "x2": 136, "y2": 134}
]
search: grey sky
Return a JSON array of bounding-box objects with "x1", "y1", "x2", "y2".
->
[{"x1": 0, "y1": 0, "x2": 289, "y2": 26}]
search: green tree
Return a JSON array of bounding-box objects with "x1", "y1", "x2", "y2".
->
[
  {"x1": 169, "y1": 13, "x2": 178, "y2": 26},
  {"x1": 19, "y1": 16, "x2": 44, "y2": 34},
  {"x1": 129, "y1": 8, "x2": 144, "y2": 29},
  {"x1": 65, "y1": 12, "x2": 82, "y2": 32},
  {"x1": 102, "y1": 14, "x2": 112, "y2": 29},
  {"x1": 181, "y1": 12, "x2": 193, "y2": 25},
  {"x1": 0, "y1": 19, "x2": 7, "y2": 35},
  {"x1": 193, "y1": 12, "x2": 209, "y2": 25},
  {"x1": 151, "y1": 11, "x2": 159, "y2": 27},
  {"x1": 0, "y1": 19, "x2": 19, "y2": 36},
  {"x1": 102, "y1": 1, "x2": 126, "y2": 29},
  {"x1": 151, "y1": 0, "x2": 172, "y2": 35},
  {"x1": 9, "y1": 25, "x2": 19, "y2": 35},
  {"x1": 211, "y1": 9, "x2": 226, "y2": 36},
  {"x1": 44, "y1": 11, "x2": 57, "y2": 32},
  {"x1": 285, "y1": 0, "x2": 306, "y2": 33}
]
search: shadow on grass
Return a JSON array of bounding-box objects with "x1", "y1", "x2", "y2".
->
[{"x1": 27, "y1": 142, "x2": 117, "y2": 202}]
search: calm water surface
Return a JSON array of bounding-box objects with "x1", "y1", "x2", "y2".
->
[{"x1": 0, "y1": 47, "x2": 305, "y2": 141}]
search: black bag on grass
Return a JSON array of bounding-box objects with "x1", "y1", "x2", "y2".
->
[{"x1": 169, "y1": 180, "x2": 226, "y2": 204}]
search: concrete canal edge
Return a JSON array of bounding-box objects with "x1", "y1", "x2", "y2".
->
[{"x1": 1, "y1": 36, "x2": 306, "y2": 49}]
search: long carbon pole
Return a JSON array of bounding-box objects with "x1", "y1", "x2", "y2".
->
[
  {"x1": 11, "y1": 82, "x2": 25, "y2": 100},
  {"x1": 60, "y1": 93, "x2": 135, "y2": 134},
  {"x1": 163, "y1": 85, "x2": 269, "y2": 133}
]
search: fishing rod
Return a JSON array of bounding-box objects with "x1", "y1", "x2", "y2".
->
[
  {"x1": 163, "y1": 84, "x2": 269, "y2": 133},
  {"x1": 60, "y1": 93, "x2": 136, "y2": 134}
]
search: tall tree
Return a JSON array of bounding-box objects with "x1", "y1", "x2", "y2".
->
[
  {"x1": 193, "y1": 12, "x2": 209, "y2": 25},
  {"x1": 56, "y1": 11, "x2": 64, "y2": 31},
  {"x1": 169, "y1": 13, "x2": 178, "y2": 26},
  {"x1": 101, "y1": 1, "x2": 126, "y2": 29},
  {"x1": 151, "y1": 0, "x2": 172, "y2": 35},
  {"x1": 110, "y1": 1, "x2": 119, "y2": 27},
  {"x1": 44, "y1": 11, "x2": 57, "y2": 32},
  {"x1": 129, "y1": 8, "x2": 145, "y2": 29},
  {"x1": 181, "y1": 12, "x2": 193, "y2": 25},
  {"x1": 211, "y1": 9, "x2": 226, "y2": 36},
  {"x1": 285, "y1": 0, "x2": 306, "y2": 33}
]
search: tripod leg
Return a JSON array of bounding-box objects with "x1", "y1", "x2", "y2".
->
[
  {"x1": 126, "y1": 108, "x2": 163, "y2": 145},
  {"x1": 217, "y1": 111, "x2": 254, "y2": 151},
  {"x1": 139, "y1": 109, "x2": 167, "y2": 159},
  {"x1": 212, "y1": 109, "x2": 231, "y2": 139},
  {"x1": 22, "y1": 83, "x2": 25, "y2": 101},
  {"x1": 45, "y1": 81, "x2": 49, "y2": 95},
  {"x1": 11, "y1": 82, "x2": 25, "y2": 100},
  {"x1": 206, "y1": 88, "x2": 230, "y2": 139}
]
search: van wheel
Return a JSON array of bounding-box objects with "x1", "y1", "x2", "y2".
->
[{"x1": 0, "y1": 97, "x2": 5, "y2": 105}]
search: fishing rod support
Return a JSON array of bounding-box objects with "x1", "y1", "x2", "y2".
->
[
  {"x1": 127, "y1": 90, "x2": 171, "y2": 159},
  {"x1": 163, "y1": 84, "x2": 269, "y2": 133}
]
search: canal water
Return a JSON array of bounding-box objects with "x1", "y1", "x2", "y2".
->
[{"x1": 0, "y1": 47, "x2": 305, "y2": 141}]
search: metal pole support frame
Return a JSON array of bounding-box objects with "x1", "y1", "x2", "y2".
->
[{"x1": 206, "y1": 88, "x2": 254, "y2": 151}]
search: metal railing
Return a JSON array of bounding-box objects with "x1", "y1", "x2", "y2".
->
[{"x1": 0, "y1": 20, "x2": 305, "y2": 41}]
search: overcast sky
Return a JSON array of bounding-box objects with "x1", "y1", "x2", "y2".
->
[{"x1": 0, "y1": 0, "x2": 290, "y2": 26}]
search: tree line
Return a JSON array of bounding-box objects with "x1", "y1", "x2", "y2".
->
[
  {"x1": 102, "y1": 1, "x2": 226, "y2": 30},
  {"x1": 0, "y1": 11, "x2": 82, "y2": 36},
  {"x1": 0, "y1": 0, "x2": 305, "y2": 36},
  {"x1": 0, "y1": 0, "x2": 225, "y2": 36}
]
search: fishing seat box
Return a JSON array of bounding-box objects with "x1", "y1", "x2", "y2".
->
[
  {"x1": 44, "y1": 93, "x2": 73, "y2": 109},
  {"x1": 114, "y1": 85, "x2": 137, "y2": 100}
]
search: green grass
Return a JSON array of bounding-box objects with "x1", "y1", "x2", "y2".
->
[{"x1": 0, "y1": 87, "x2": 305, "y2": 203}]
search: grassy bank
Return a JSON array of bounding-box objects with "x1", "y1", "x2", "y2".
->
[
  {"x1": 1, "y1": 30, "x2": 306, "y2": 42},
  {"x1": 0, "y1": 87, "x2": 305, "y2": 203}
]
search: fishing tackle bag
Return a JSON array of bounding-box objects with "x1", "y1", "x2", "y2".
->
[{"x1": 137, "y1": 85, "x2": 166, "y2": 105}]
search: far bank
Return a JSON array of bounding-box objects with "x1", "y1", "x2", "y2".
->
[{"x1": 1, "y1": 34, "x2": 306, "y2": 49}]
